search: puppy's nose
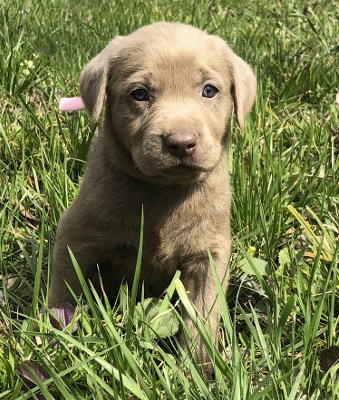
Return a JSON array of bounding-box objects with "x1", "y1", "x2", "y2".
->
[{"x1": 164, "y1": 130, "x2": 197, "y2": 158}]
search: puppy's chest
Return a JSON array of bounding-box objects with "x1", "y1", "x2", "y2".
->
[{"x1": 116, "y1": 196, "x2": 218, "y2": 265}]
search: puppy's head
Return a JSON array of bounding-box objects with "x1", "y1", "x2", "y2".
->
[{"x1": 80, "y1": 22, "x2": 256, "y2": 185}]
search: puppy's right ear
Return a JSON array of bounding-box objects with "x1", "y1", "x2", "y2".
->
[
  {"x1": 230, "y1": 55, "x2": 256, "y2": 131},
  {"x1": 79, "y1": 37, "x2": 124, "y2": 129}
]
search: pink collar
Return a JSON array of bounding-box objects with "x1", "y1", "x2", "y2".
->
[{"x1": 59, "y1": 97, "x2": 85, "y2": 111}]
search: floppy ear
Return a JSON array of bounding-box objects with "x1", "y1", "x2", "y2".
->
[
  {"x1": 79, "y1": 36, "x2": 124, "y2": 129},
  {"x1": 227, "y1": 49, "x2": 256, "y2": 131}
]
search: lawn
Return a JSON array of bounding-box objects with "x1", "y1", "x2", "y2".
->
[{"x1": 0, "y1": 0, "x2": 338, "y2": 398}]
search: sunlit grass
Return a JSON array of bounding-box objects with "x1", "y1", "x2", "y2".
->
[{"x1": 0, "y1": 0, "x2": 338, "y2": 398}]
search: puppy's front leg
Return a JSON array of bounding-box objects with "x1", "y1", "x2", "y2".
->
[
  {"x1": 49, "y1": 205, "x2": 108, "y2": 307},
  {"x1": 180, "y1": 255, "x2": 229, "y2": 378},
  {"x1": 49, "y1": 240, "x2": 98, "y2": 307}
]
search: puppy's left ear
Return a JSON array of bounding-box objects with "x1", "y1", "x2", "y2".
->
[
  {"x1": 79, "y1": 36, "x2": 124, "y2": 129},
  {"x1": 227, "y1": 49, "x2": 256, "y2": 131}
]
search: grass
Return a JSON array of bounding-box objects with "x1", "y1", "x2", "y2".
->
[{"x1": 0, "y1": 0, "x2": 338, "y2": 398}]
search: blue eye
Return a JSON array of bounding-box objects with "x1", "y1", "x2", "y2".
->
[
  {"x1": 202, "y1": 85, "x2": 218, "y2": 98},
  {"x1": 132, "y1": 89, "x2": 149, "y2": 101}
]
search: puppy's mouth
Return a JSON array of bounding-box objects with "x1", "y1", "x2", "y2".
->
[
  {"x1": 129, "y1": 136, "x2": 223, "y2": 184},
  {"x1": 135, "y1": 155, "x2": 210, "y2": 183}
]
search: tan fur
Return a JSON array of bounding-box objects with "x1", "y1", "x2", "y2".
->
[{"x1": 50, "y1": 22, "x2": 256, "y2": 377}]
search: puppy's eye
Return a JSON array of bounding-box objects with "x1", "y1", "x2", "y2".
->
[
  {"x1": 132, "y1": 89, "x2": 149, "y2": 101},
  {"x1": 202, "y1": 85, "x2": 218, "y2": 98}
]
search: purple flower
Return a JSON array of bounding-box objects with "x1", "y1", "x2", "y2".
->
[
  {"x1": 17, "y1": 360, "x2": 50, "y2": 399},
  {"x1": 50, "y1": 302, "x2": 77, "y2": 332}
]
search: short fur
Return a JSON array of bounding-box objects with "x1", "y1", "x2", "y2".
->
[{"x1": 50, "y1": 22, "x2": 256, "y2": 377}]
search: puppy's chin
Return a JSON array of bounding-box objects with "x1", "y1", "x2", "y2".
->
[
  {"x1": 158, "y1": 166, "x2": 205, "y2": 183},
  {"x1": 131, "y1": 150, "x2": 225, "y2": 185},
  {"x1": 135, "y1": 162, "x2": 215, "y2": 186},
  {"x1": 146, "y1": 170, "x2": 206, "y2": 186}
]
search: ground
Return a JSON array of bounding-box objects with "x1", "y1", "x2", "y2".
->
[{"x1": 0, "y1": 0, "x2": 338, "y2": 398}]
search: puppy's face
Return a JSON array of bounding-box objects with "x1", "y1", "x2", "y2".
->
[{"x1": 80, "y1": 23, "x2": 256, "y2": 184}]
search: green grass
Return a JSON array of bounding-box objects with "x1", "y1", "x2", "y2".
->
[{"x1": 1, "y1": 0, "x2": 339, "y2": 398}]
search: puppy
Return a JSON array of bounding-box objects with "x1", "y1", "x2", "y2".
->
[{"x1": 50, "y1": 22, "x2": 256, "y2": 377}]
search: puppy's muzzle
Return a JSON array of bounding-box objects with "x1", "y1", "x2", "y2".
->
[{"x1": 163, "y1": 129, "x2": 197, "y2": 158}]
